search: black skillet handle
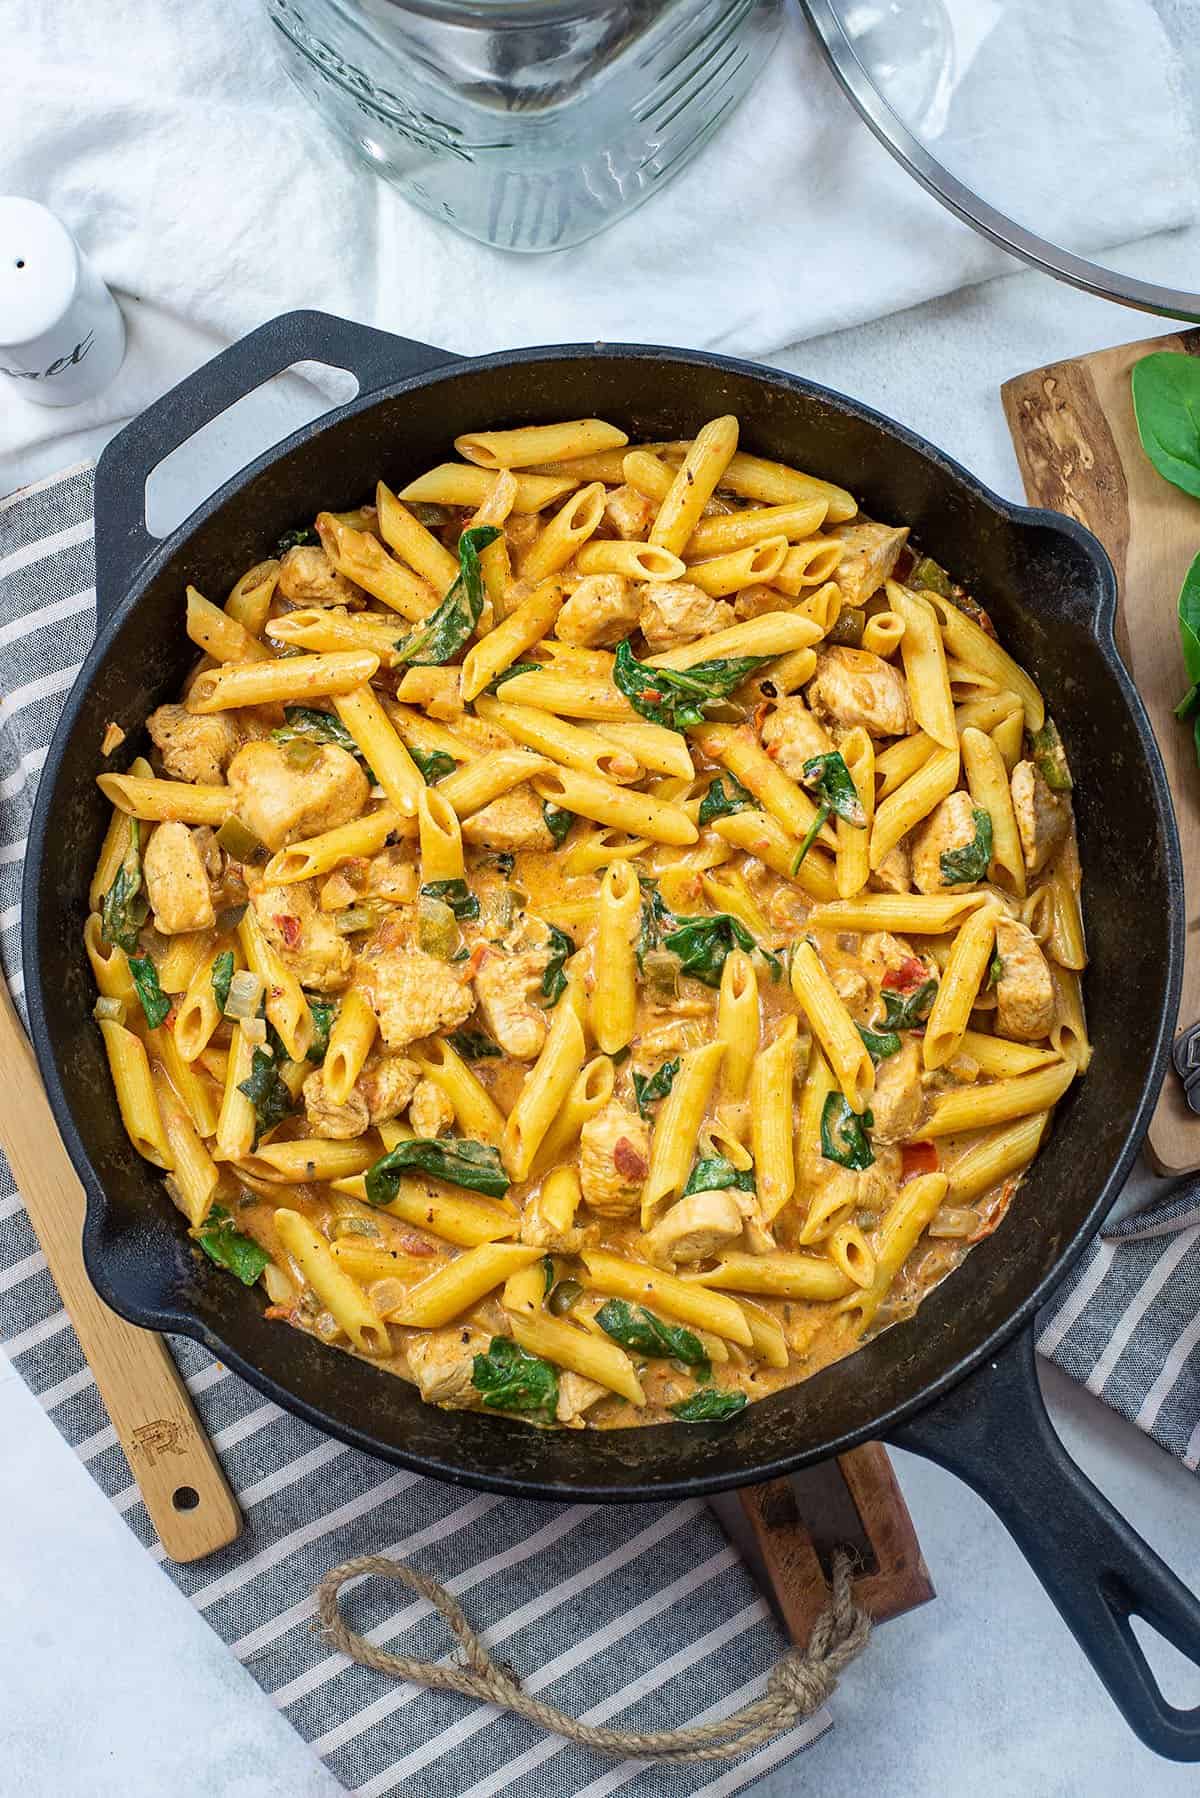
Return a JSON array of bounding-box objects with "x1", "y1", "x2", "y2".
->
[
  {"x1": 92, "y1": 310, "x2": 461, "y2": 625},
  {"x1": 888, "y1": 1327, "x2": 1200, "y2": 1760}
]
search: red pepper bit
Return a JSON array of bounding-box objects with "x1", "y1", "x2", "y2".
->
[
  {"x1": 892, "y1": 955, "x2": 927, "y2": 993},
  {"x1": 273, "y1": 913, "x2": 301, "y2": 949},
  {"x1": 900, "y1": 1141, "x2": 939, "y2": 1183}
]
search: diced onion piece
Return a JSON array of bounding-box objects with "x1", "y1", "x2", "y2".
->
[
  {"x1": 93, "y1": 995, "x2": 126, "y2": 1024},
  {"x1": 225, "y1": 968, "x2": 266, "y2": 1020},
  {"x1": 241, "y1": 1014, "x2": 268, "y2": 1047}
]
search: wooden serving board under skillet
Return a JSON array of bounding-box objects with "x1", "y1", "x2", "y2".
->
[{"x1": 1002, "y1": 328, "x2": 1200, "y2": 1177}]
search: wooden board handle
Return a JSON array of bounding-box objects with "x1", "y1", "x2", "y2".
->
[{"x1": 0, "y1": 977, "x2": 241, "y2": 1561}]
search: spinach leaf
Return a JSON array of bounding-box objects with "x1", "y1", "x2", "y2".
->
[
  {"x1": 306, "y1": 998, "x2": 336, "y2": 1062},
  {"x1": 542, "y1": 802, "x2": 574, "y2": 845},
  {"x1": 612, "y1": 640, "x2": 766, "y2": 733},
  {"x1": 128, "y1": 955, "x2": 170, "y2": 1029},
  {"x1": 275, "y1": 526, "x2": 318, "y2": 555},
  {"x1": 365, "y1": 1137, "x2": 509, "y2": 1204},
  {"x1": 490, "y1": 852, "x2": 516, "y2": 878},
  {"x1": 880, "y1": 979, "x2": 937, "y2": 1030},
  {"x1": 939, "y1": 807, "x2": 992, "y2": 886},
  {"x1": 420, "y1": 878, "x2": 479, "y2": 921},
  {"x1": 596, "y1": 1299, "x2": 710, "y2": 1374},
  {"x1": 682, "y1": 1156, "x2": 756, "y2": 1197},
  {"x1": 632, "y1": 1057, "x2": 680, "y2": 1119},
  {"x1": 1175, "y1": 551, "x2": 1200, "y2": 767},
  {"x1": 272, "y1": 705, "x2": 357, "y2": 756},
  {"x1": 471, "y1": 1336, "x2": 559, "y2": 1422},
  {"x1": 393, "y1": 525, "x2": 502, "y2": 665},
  {"x1": 409, "y1": 746, "x2": 456, "y2": 784},
  {"x1": 1030, "y1": 718, "x2": 1072, "y2": 793},
  {"x1": 487, "y1": 661, "x2": 541, "y2": 693},
  {"x1": 698, "y1": 774, "x2": 756, "y2": 826},
  {"x1": 1131, "y1": 352, "x2": 1200, "y2": 501},
  {"x1": 669, "y1": 1388, "x2": 748, "y2": 1423},
  {"x1": 857, "y1": 1023, "x2": 901, "y2": 1061},
  {"x1": 100, "y1": 818, "x2": 148, "y2": 953},
  {"x1": 987, "y1": 951, "x2": 1005, "y2": 990},
  {"x1": 211, "y1": 948, "x2": 235, "y2": 1015},
  {"x1": 447, "y1": 1029, "x2": 502, "y2": 1060},
  {"x1": 237, "y1": 1046, "x2": 293, "y2": 1147},
  {"x1": 800, "y1": 752, "x2": 866, "y2": 827},
  {"x1": 662, "y1": 912, "x2": 778, "y2": 989},
  {"x1": 541, "y1": 924, "x2": 575, "y2": 1006},
  {"x1": 196, "y1": 1205, "x2": 270, "y2": 1286},
  {"x1": 790, "y1": 801, "x2": 831, "y2": 874},
  {"x1": 635, "y1": 884, "x2": 671, "y2": 971},
  {"x1": 820, "y1": 1092, "x2": 875, "y2": 1170}
]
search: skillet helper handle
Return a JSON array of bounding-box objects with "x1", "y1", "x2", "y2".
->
[
  {"x1": 889, "y1": 1328, "x2": 1200, "y2": 1761},
  {"x1": 0, "y1": 975, "x2": 241, "y2": 1562},
  {"x1": 92, "y1": 309, "x2": 460, "y2": 624}
]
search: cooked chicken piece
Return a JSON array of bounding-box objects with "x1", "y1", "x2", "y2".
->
[
  {"x1": 302, "y1": 1053, "x2": 422, "y2": 1139},
  {"x1": 645, "y1": 1188, "x2": 743, "y2": 1265},
  {"x1": 226, "y1": 740, "x2": 369, "y2": 853},
  {"x1": 461, "y1": 785, "x2": 555, "y2": 853},
  {"x1": 859, "y1": 930, "x2": 924, "y2": 990},
  {"x1": 604, "y1": 484, "x2": 657, "y2": 541},
  {"x1": 474, "y1": 946, "x2": 550, "y2": 1060},
  {"x1": 869, "y1": 842, "x2": 912, "y2": 894},
  {"x1": 994, "y1": 916, "x2": 1055, "y2": 1040},
  {"x1": 731, "y1": 1187, "x2": 776, "y2": 1256},
  {"x1": 808, "y1": 646, "x2": 912, "y2": 738},
  {"x1": 405, "y1": 1326, "x2": 489, "y2": 1408},
  {"x1": 911, "y1": 790, "x2": 986, "y2": 894},
  {"x1": 520, "y1": 1199, "x2": 585, "y2": 1257},
  {"x1": 831, "y1": 967, "x2": 870, "y2": 1013},
  {"x1": 869, "y1": 1038, "x2": 925, "y2": 1144},
  {"x1": 359, "y1": 848, "x2": 419, "y2": 904},
  {"x1": 555, "y1": 1371, "x2": 608, "y2": 1428},
  {"x1": 760, "y1": 697, "x2": 833, "y2": 780},
  {"x1": 147, "y1": 704, "x2": 241, "y2": 785},
  {"x1": 250, "y1": 879, "x2": 352, "y2": 991},
  {"x1": 410, "y1": 1077, "x2": 454, "y2": 1139},
  {"x1": 1011, "y1": 760, "x2": 1071, "y2": 875},
  {"x1": 143, "y1": 821, "x2": 216, "y2": 934},
  {"x1": 277, "y1": 544, "x2": 362, "y2": 608},
  {"x1": 638, "y1": 581, "x2": 734, "y2": 654},
  {"x1": 302, "y1": 1068, "x2": 369, "y2": 1139},
  {"x1": 359, "y1": 944, "x2": 474, "y2": 1049},
  {"x1": 828, "y1": 522, "x2": 909, "y2": 608},
  {"x1": 734, "y1": 583, "x2": 786, "y2": 622},
  {"x1": 579, "y1": 1102, "x2": 650, "y2": 1218},
  {"x1": 394, "y1": 665, "x2": 463, "y2": 720},
  {"x1": 555, "y1": 574, "x2": 640, "y2": 648}
]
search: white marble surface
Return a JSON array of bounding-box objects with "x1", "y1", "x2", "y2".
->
[{"x1": 4, "y1": 217, "x2": 1200, "y2": 1796}]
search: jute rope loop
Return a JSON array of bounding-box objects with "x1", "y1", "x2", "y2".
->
[{"x1": 316, "y1": 1547, "x2": 871, "y2": 1762}]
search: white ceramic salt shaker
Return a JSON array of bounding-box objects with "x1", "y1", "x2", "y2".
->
[{"x1": 0, "y1": 197, "x2": 126, "y2": 407}]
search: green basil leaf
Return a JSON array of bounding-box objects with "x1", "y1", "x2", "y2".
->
[
  {"x1": 697, "y1": 774, "x2": 757, "y2": 826},
  {"x1": 393, "y1": 526, "x2": 502, "y2": 666},
  {"x1": 791, "y1": 800, "x2": 831, "y2": 874},
  {"x1": 306, "y1": 998, "x2": 336, "y2": 1062},
  {"x1": 100, "y1": 818, "x2": 148, "y2": 953},
  {"x1": 669, "y1": 1388, "x2": 748, "y2": 1423},
  {"x1": 446, "y1": 1029, "x2": 502, "y2": 1059},
  {"x1": 632, "y1": 1057, "x2": 680, "y2": 1119},
  {"x1": 487, "y1": 661, "x2": 541, "y2": 693},
  {"x1": 211, "y1": 948, "x2": 235, "y2": 1015},
  {"x1": 471, "y1": 1336, "x2": 559, "y2": 1421},
  {"x1": 682, "y1": 1156, "x2": 756, "y2": 1197},
  {"x1": 128, "y1": 955, "x2": 170, "y2": 1030},
  {"x1": 820, "y1": 1091, "x2": 875, "y2": 1170},
  {"x1": 880, "y1": 979, "x2": 938, "y2": 1030},
  {"x1": 596, "y1": 1299, "x2": 710, "y2": 1374},
  {"x1": 275, "y1": 526, "x2": 318, "y2": 555},
  {"x1": 420, "y1": 878, "x2": 480, "y2": 921},
  {"x1": 939, "y1": 808, "x2": 993, "y2": 887},
  {"x1": 857, "y1": 1024, "x2": 901, "y2": 1061},
  {"x1": 409, "y1": 746, "x2": 457, "y2": 784},
  {"x1": 541, "y1": 924, "x2": 575, "y2": 1007},
  {"x1": 365, "y1": 1137, "x2": 509, "y2": 1204},
  {"x1": 196, "y1": 1204, "x2": 270, "y2": 1286},
  {"x1": 542, "y1": 802, "x2": 575, "y2": 845},
  {"x1": 612, "y1": 639, "x2": 766, "y2": 733},
  {"x1": 1131, "y1": 352, "x2": 1200, "y2": 501},
  {"x1": 800, "y1": 751, "x2": 866, "y2": 827},
  {"x1": 237, "y1": 1046, "x2": 293, "y2": 1147}
]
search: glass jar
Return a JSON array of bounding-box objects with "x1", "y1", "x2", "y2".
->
[{"x1": 265, "y1": 0, "x2": 783, "y2": 252}]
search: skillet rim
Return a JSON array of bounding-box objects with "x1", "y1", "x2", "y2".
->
[{"x1": 21, "y1": 340, "x2": 1184, "y2": 1499}]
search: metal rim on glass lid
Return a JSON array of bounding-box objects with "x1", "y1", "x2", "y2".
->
[{"x1": 800, "y1": 0, "x2": 1200, "y2": 324}]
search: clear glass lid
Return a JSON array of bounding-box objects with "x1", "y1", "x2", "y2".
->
[{"x1": 801, "y1": 0, "x2": 1200, "y2": 320}]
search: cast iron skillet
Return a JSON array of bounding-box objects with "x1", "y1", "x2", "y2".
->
[{"x1": 22, "y1": 312, "x2": 1200, "y2": 1757}]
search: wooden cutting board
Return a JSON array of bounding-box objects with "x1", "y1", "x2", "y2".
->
[{"x1": 1002, "y1": 329, "x2": 1200, "y2": 1176}]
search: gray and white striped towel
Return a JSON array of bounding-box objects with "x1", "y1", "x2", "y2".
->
[{"x1": 0, "y1": 463, "x2": 830, "y2": 1798}]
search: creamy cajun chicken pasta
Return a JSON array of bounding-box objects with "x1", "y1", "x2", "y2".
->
[{"x1": 88, "y1": 415, "x2": 1087, "y2": 1430}]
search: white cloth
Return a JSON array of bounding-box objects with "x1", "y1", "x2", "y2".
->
[{"x1": 2, "y1": 0, "x2": 1195, "y2": 489}]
